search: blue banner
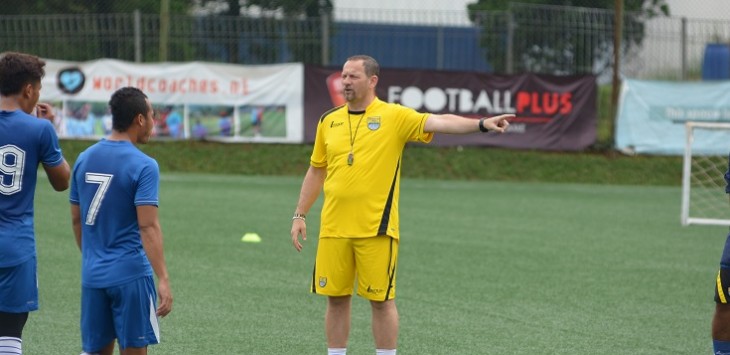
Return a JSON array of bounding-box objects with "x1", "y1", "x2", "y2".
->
[{"x1": 616, "y1": 79, "x2": 730, "y2": 155}]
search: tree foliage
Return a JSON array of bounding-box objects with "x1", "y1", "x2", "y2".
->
[
  {"x1": 241, "y1": 0, "x2": 332, "y2": 18},
  {"x1": 467, "y1": 0, "x2": 670, "y2": 74}
]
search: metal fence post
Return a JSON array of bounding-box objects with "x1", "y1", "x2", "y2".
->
[
  {"x1": 610, "y1": 0, "x2": 624, "y2": 147},
  {"x1": 681, "y1": 17, "x2": 687, "y2": 81},
  {"x1": 160, "y1": 0, "x2": 170, "y2": 62},
  {"x1": 134, "y1": 10, "x2": 142, "y2": 63},
  {"x1": 437, "y1": 26, "x2": 444, "y2": 70},
  {"x1": 506, "y1": 11, "x2": 514, "y2": 74},
  {"x1": 321, "y1": 12, "x2": 330, "y2": 66}
]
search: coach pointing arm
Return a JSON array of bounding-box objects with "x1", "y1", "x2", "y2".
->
[{"x1": 424, "y1": 113, "x2": 514, "y2": 134}]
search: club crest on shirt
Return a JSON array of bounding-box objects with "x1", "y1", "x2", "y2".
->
[
  {"x1": 319, "y1": 277, "x2": 327, "y2": 288},
  {"x1": 367, "y1": 116, "x2": 381, "y2": 131}
]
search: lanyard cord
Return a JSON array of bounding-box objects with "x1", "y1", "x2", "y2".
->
[{"x1": 347, "y1": 111, "x2": 366, "y2": 165}]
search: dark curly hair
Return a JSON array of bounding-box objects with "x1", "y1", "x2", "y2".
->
[
  {"x1": 0, "y1": 52, "x2": 46, "y2": 96},
  {"x1": 108, "y1": 87, "x2": 149, "y2": 132}
]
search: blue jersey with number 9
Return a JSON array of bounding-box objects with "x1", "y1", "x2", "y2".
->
[
  {"x1": 70, "y1": 139, "x2": 158, "y2": 288},
  {"x1": 0, "y1": 110, "x2": 64, "y2": 267}
]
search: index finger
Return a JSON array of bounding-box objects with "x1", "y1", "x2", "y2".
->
[{"x1": 494, "y1": 113, "x2": 515, "y2": 120}]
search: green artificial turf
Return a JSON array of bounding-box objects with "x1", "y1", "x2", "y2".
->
[{"x1": 24, "y1": 174, "x2": 719, "y2": 354}]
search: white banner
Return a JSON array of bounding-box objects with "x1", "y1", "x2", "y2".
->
[{"x1": 41, "y1": 59, "x2": 304, "y2": 143}]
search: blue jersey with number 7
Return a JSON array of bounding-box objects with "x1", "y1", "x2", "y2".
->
[{"x1": 70, "y1": 139, "x2": 158, "y2": 288}]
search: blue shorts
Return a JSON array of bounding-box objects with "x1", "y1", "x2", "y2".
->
[
  {"x1": 81, "y1": 276, "x2": 159, "y2": 352},
  {"x1": 0, "y1": 256, "x2": 38, "y2": 313}
]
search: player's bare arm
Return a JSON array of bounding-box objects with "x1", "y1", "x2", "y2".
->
[
  {"x1": 42, "y1": 160, "x2": 70, "y2": 191},
  {"x1": 70, "y1": 204, "x2": 82, "y2": 250},
  {"x1": 291, "y1": 165, "x2": 327, "y2": 252},
  {"x1": 138, "y1": 205, "x2": 173, "y2": 317},
  {"x1": 424, "y1": 113, "x2": 514, "y2": 134}
]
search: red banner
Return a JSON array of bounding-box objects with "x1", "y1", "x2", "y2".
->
[{"x1": 304, "y1": 66, "x2": 596, "y2": 150}]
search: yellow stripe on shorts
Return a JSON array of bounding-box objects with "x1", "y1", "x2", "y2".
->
[{"x1": 718, "y1": 270, "x2": 727, "y2": 304}]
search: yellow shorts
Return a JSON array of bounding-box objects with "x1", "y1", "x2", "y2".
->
[{"x1": 312, "y1": 235, "x2": 398, "y2": 301}]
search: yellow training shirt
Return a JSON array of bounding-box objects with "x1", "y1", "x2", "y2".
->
[{"x1": 311, "y1": 97, "x2": 433, "y2": 239}]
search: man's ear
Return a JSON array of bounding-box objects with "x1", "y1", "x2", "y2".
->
[
  {"x1": 22, "y1": 83, "x2": 34, "y2": 98},
  {"x1": 369, "y1": 75, "x2": 378, "y2": 89}
]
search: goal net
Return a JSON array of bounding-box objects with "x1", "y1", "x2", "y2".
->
[{"x1": 681, "y1": 121, "x2": 730, "y2": 226}]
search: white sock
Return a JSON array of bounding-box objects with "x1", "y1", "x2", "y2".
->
[
  {"x1": 0, "y1": 336, "x2": 22, "y2": 355},
  {"x1": 376, "y1": 349, "x2": 396, "y2": 355},
  {"x1": 328, "y1": 348, "x2": 347, "y2": 355}
]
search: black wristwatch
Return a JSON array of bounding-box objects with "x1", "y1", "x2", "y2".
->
[{"x1": 478, "y1": 117, "x2": 490, "y2": 133}]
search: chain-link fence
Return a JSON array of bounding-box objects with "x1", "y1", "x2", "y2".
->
[
  {"x1": 0, "y1": 12, "x2": 324, "y2": 64},
  {"x1": 1, "y1": 3, "x2": 729, "y2": 81}
]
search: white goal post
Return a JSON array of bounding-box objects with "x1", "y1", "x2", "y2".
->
[{"x1": 681, "y1": 121, "x2": 730, "y2": 226}]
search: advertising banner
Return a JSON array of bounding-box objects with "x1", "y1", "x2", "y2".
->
[
  {"x1": 304, "y1": 66, "x2": 597, "y2": 150},
  {"x1": 616, "y1": 79, "x2": 730, "y2": 155},
  {"x1": 40, "y1": 59, "x2": 304, "y2": 143}
]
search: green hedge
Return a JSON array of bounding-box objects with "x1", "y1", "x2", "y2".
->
[{"x1": 60, "y1": 139, "x2": 683, "y2": 186}]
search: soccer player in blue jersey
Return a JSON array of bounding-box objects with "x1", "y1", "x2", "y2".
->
[
  {"x1": 70, "y1": 87, "x2": 172, "y2": 355},
  {"x1": 0, "y1": 51, "x2": 70, "y2": 355},
  {"x1": 713, "y1": 163, "x2": 730, "y2": 355}
]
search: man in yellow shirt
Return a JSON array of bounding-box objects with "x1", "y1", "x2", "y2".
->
[{"x1": 290, "y1": 55, "x2": 512, "y2": 355}]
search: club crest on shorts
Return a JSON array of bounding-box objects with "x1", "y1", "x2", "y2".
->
[
  {"x1": 319, "y1": 277, "x2": 327, "y2": 288},
  {"x1": 367, "y1": 116, "x2": 381, "y2": 131}
]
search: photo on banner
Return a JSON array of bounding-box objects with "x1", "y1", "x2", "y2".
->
[
  {"x1": 152, "y1": 104, "x2": 185, "y2": 139},
  {"x1": 237, "y1": 105, "x2": 286, "y2": 138},
  {"x1": 62, "y1": 100, "x2": 110, "y2": 138},
  {"x1": 186, "y1": 104, "x2": 235, "y2": 139}
]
